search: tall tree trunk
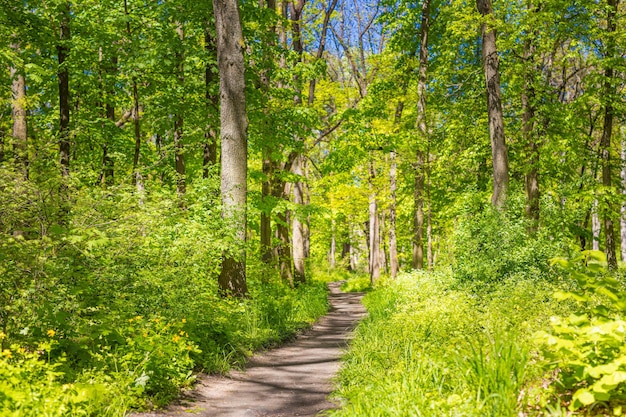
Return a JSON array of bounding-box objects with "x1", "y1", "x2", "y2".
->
[
  {"x1": 292, "y1": 155, "x2": 306, "y2": 284},
  {"x1": 58, "y1": 3, "x2": 71, "y2": 179},
  {"x1": 413, "y1": 0, "x2": 430, "y2": 269},
  {"x1": 477, "y1": 0, "x2": 509, "y2": 209},
  {"x1": 413, "y1": 153, "x2": 425, "y2": 270},
  {"x1": 389, "y1": 85, "x2": 405, "y2": 278},
  {"x1": 289, "y1": 0, "x2": 307, "y2": 284},
  {"x1": 214, "y1": 0, "x2": 248, "y2": 296},
  {"x1": 124, "y1": 0, "x2": 143, "y2": 194},
  {"x1": 10, "y1": 42, "x2": 28, "y2": 179},
  {"x1": 174, "y1": 23, "x2": 186, "y2": 201},
  {"x1": 204, "y1": 26, "x2": 219, "y2": 177},
  {"x1": 275, "y1": 181, "x2": 294, "y2": 285},
  {"x1": 389, "y1": 150, "x2": 399, "y2": 277},
  {"x1": 369, "y1": 159, "x2": 380, "y2": 284},
  {"x1": 601, "y1": 0, "x2": 618, "y2": 270},
  {"x1": 522, "y1": 36, "x2": 539, "y2": 232},
  {"x1": 258, "y1": 0, "x2": 277, "y2": 263}
]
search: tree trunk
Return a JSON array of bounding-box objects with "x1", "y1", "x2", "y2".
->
[
  {"x1": 522, "y1": 37, "x2": 539, "y2": 232},
  {"x1": 413, "y1": 152, "x2": 425, "y2": 270},
  {"x1": 329, "y1": 218, "x2": 336, "y2": 268},
  {"x1": 275, "y1": 180, "x2": 294, "y2": 286},
  {"x1": 10, "y1": 42, "x2": 28, "y2": 179},
  {"x1": 593, "y1": 199, "x2": 600, "y2": 251},
  {"x1": 413, "y1": 0, "x2": 430, "y2": 269},
  {"x1": 289, "y1": 0, "x2": 307, "y2": 284},
  {"x1": 389, "y1": 150, "x2": 399, "y2": 277},
  {"x1": 58, "y1": 3, "x2": 71, "y2": 179},
  {"x1": 477, "y1": 0, "x2": 509, "y2": 209},
  {"x1": 124, "y1": 0, "x2": 143, "y2": 194},
  {"x1": 369, "y1": 159, "x2": 380, "y2": 284},
  {"x1": 214, "y1": 0, "x2": 249, "y2": 296},
  {"x1": 601, "y1": 0, "x2": 618, "y2": 270},
  {"x1": 174, "y1": 23, "x2": 186, "y2": 201},
  {"x1": 203, "y1": 26, "x2": 219, "y2": 178},
  {"x1": 292, "y1": 154, "x2": 306, "y2": 284}
]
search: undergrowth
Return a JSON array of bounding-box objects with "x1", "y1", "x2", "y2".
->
[
  {"x1": 327, "y1": 270, "x2": 573, "y2": 417},
  {"x1": 0, "y1": 181, "x2": 330, "y2": 416}
]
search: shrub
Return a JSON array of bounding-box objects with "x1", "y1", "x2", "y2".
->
[{"x1": 536, "y1": 251, "x2": 626, "y2": 413}]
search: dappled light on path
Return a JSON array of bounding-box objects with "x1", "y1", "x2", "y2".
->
[{"x1": 130, "y1": 282, "x2": 365, "y2": 417}]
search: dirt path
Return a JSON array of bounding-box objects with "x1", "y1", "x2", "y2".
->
[{"x1": 130, "y1": 282, "x2": 366, "y2": 417}]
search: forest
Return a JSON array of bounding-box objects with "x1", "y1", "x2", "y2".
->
[{"x1": 0, "y1": 0, "x2": 625, "y2": 415}]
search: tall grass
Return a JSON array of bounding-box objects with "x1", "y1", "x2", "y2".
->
[{"x1": 328, "y1": 270, "x2": 572, "y2": 417}]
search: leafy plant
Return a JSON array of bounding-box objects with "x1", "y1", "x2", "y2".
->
[{"x1": 536, "y1": 251, "x2": 626, "y2": 413}]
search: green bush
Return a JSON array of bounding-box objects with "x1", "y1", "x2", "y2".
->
[
  {"x1": 536, "y1": 251, "x2": 626, "y2": 414},
  {"x1": 0, "y1": 179, "x2": 330, "y2": 415},
  {"x1": 451, "y1": 206, "x2": 559, "y2": 285}
]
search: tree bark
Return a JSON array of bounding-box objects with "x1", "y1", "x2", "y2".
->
[
  {"x1": 413, "y1": 152, "x2": 425, "y2": 270},
  {"x1": 369, "y1": 159, "x2": 380, "y2": 284},
  {"x1": 521, "y1": 35, "x2": 539, "y2": 232},
  {"x1": 412, "y1": 0, "x2": 430, "y2": 270},
  {"x1": 10, "y1": 42, "x2": 28, "y2": 179},
  {"x1": 477, "y1": 0, "x2": 509, "y2": 209},
  {"x1": 600, "y1": 0, "x2": 618, "y2": 270},
  {"x1": 58, "y1": 3, "x2": 71, "y2": 179},
  {"x1": 389, "y1": 150, "x2": 399, "y2": 277},
  {"x1": 214, "y1": 0, "x2": 249, "y2": 296},
  {"x1": 124, "y1": 0, "x2": 143, "y2": 194},
  {"x1": 292, "y1": 154, "x2": 306, "y2": 284}
]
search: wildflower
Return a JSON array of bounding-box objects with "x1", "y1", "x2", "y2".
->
[
  {"x1": 181, "y1": 318, "x2": 187, "y2": 323},
  {"x1": 0, "y1": 331, "x2": 5, "y2": 339},
  {"x1": 47, "y1": 329, "x2": 56, "y2": 337},
  {"x1": 172, "y1": 335, "x2": 181, "y2": 343},
  {"x1": 2, "y1": 349, "x2": 12, "y2": 358}
]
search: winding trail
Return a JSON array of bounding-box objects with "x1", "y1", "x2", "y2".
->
[{"x1": 130, "y1": 282, "x2": 366, "y2": 417}]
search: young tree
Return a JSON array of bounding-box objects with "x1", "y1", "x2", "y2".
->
[{"x1": 214, "y1": 0, "x2": 248, "y2": 296}]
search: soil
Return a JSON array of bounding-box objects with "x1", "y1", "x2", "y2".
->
[{"x1": 128, "y1": 281, "x2": 366, "y2": 417}]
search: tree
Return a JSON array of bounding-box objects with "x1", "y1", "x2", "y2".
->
[
  {"x1": 476, "y1": 0, "x2": 509, "y2": 209},
  {"x1": 214, "y1": 0, "x2": 248, "y2": 296},
  {"x1": 58, "y1": 2, "x2": 71, "y2": 179},
  {"x1": 413, "y1": 0, "x2": 430, "y2": 270},
  {"x1": 600, "y1": 0, "x2": 619, "y2": 270},
  {"x1": 10, "y1": 41, "x2": 28, "y2": 179}
]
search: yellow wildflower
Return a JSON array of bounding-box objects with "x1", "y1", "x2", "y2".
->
[
  {"x1": 0, "y1": 331, "x2": 6, "y2": 339},
  {"x1": 181, "y1": 318, "x2": 187, "y2": 323},
  {"x1": 47, "y1": 329, "x2": 56, "y2": 337},
  {"x1": 2, "y1": 349, "x2": 12, "y2": 358},
  {"x1": 172, "y1": 335, "x2": 180, "y2": 343}
]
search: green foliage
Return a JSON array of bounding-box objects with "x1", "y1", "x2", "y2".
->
[
  {"x1": 0, "y1": 176, "x2": 329, "y2": 415},
  {"x1": 536, "y1": 252, "x2": 626, "y2": 413},
  {"x1": 451, "y1": 197, "x2": 562, "y2": 285},
  {"x1": 328, "y1": 270, "x2": 569, "y2": 417}
]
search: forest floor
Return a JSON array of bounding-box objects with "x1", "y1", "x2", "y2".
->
[{"x1": 129, "y1": 282, "x2": 366, "y2": 417}]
